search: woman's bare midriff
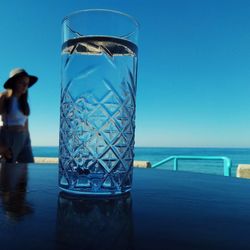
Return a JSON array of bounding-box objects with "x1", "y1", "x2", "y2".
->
[{"x1": 2, "y1": 125, "x2": 28, "y2": 132}]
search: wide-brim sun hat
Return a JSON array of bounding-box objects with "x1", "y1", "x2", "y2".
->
[{"x1": 4, "y1": 68, "x2": 38, "y2": 89}]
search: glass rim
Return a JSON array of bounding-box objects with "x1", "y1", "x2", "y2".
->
[{"x1": 62, "y1": 9, "x2": 139, "y2": 39}]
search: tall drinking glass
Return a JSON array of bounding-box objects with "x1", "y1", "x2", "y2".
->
[{"x1": 59, "y1": 9, "x2": 139, "y2": 195}]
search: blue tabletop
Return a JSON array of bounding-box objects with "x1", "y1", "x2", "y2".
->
[{"x1": 0, "y1": 163, "x2": 250, "y2": 250}]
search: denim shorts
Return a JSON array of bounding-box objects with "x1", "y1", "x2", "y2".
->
[{"x1": 0, "y1": 128, "x2": 34, "y2": 163}]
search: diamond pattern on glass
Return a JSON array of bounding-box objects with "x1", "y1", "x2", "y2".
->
[{"x1": 59, "y1": 36, "x2": 137, "y2": 194}]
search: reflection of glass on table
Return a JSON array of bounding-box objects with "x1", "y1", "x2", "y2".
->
[{"x1": 56, "y1": 192, "x2": 134, "y2": 249}]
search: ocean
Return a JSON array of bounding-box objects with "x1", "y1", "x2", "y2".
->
[{"x1": 32, "y1": 147, "x2": 250, "y2": 177}]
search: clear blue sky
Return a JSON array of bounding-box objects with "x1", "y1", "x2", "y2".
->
[{"x1": 1, "y1": 0, "x2": 250, "y2": 147}]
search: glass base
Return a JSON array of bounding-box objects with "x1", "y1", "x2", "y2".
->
[{"x1": 59, "y1": 186, "x2": 131, "y2": 197}]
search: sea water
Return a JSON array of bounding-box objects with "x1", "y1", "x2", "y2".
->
[
  {"x1": 59, "y1": 36, "x2": 138, "y2": 195},
  {"x1": 33, "y1": 146, "x2": 250, "y2": 177}
]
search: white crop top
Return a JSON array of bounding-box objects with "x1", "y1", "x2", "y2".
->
[{"x1": 2, "y1": 97, "x2": 28, "y2": 126}]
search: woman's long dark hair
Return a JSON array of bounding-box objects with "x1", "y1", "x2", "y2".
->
[
  {"x1": 5, "y1": 91, "x2": 30, "y2": 116},
  {"x1": 18, "y1": 92, "x2": 30, "y2": 116}
]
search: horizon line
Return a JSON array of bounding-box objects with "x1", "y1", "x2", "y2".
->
[{"x1": 32, "y1": 145, "x2": 250, "y2": 149}]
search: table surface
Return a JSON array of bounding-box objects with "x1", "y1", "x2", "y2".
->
[{"x1": 0, "y1": 163, "x2": 250, "y2": 250}]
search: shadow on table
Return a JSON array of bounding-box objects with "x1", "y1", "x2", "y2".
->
[
  {"x1": 0, "y1": 163, "x2": 33, "y2": 221},
  {"x1": 56, "y1": 191, "x2": 134, "y2": 250}
]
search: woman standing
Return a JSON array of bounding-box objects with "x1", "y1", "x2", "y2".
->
[{"x1": 0, "y1": 68, "x2": 38, "y2": 163}]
